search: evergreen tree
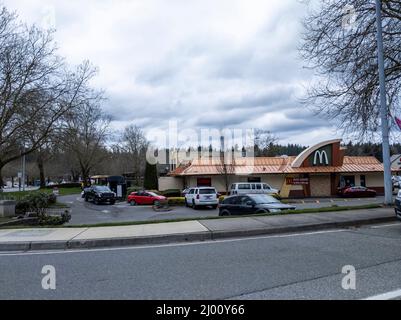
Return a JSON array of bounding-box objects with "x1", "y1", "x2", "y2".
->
[{"x1": 144, "y1": 162, "x2": 158, "y2": 190}]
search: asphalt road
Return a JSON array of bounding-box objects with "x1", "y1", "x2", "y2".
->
[
  {"x1": 1, "y1": 222, "x2": 401, "y2": 299},
  {"x1": 61, "y1": 194, "x2": 384, "y2": 226}
]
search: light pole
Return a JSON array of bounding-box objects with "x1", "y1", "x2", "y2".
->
[
  {"x1": 375, "y1": 0, "x2": 392, "y2": 205},
  {"x1": 22, "y1": 152, "x2": 26, "y2": 192}
]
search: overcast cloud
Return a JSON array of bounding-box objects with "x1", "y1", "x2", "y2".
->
[{"x1": 1, "y1": 0, "x2": 339, "y2": 147}]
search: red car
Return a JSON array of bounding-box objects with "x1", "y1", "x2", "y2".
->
[
  {"x1": 127, "y1": 191, "x2": 167, "y2": 206},
  {"x1": 337, "y1": 186, "x2": 377, "y2": 198}
]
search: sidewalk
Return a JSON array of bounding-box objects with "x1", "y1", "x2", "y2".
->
[{"x1": 0, "y1": 208, "x2": 397, "y2": 252}]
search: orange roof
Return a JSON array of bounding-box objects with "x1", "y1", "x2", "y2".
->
[{"x1": 169, "y1": 156, "x2": 385, "y2": 176}]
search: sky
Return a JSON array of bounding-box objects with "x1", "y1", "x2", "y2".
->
[{"x1": 1, "y1": 0, "x2": 340, "y2": 147}]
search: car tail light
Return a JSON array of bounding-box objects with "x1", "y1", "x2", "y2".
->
[{"x1": 196, "y1": 194, "x2": 200, "y2": 199}]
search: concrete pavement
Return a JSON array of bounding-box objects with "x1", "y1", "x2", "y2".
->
[{"x1": 0, "y1": 207, "x2": 397, "y2": 252}]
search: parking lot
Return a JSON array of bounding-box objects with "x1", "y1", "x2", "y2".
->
[{"x1": 59, "y1": 194, "x2": 385, "y2": 226}]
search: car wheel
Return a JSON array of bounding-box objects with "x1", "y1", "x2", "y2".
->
[
  {"x1": 153, "y1": 200, "x2": 160, "y2": 206},
  {"x1": 185, "y1": 199, "x2": 189, "y2": 207},
  {"x1": 256, "y1": 209, "x2": 269, "y2": 214},
  {"x1": 212, "y1": 205, "x2": 218, "y2": 210},
  {"x1": 94, "y1": 198, "x2": 99, "y2": 205},
  {"x1": 219, "y1": 210, "x2": 230, "y2": 216},
  {"x1": 84, "y1": 196, "x2": 89, "y2": 202},
  {"x1": 192, "y1": 200, "x2": 198, "y2": 210},
  {"x1": 110, "y1": 200, "x2": 116, "y2": 205},
  {"x1": 129, "y1": 200, "x2": 137, "y2": 206}
]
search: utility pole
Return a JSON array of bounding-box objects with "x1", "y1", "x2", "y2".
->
[
  {"x1": 375, "y1": 0, "x2": 392, "y2": 205},
  {"x1": 22, "y1": 153, "x2": 26, "y2": 192}
]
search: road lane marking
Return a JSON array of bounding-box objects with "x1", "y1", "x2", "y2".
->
[
  {"x1": 0, "y1": 229, "x2": 347, "y2": 257},
  {"x1": 370, "y1": 223, "x2": 400, "y2": 229},
  {"x1": 363, "y1": 289, "x2": 401, "y2": 300}
]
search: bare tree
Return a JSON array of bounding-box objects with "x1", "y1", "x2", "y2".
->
[
  {"x1": 216, "y1": 148, "x2": 236, "y2": 194},
  {"x1": 300, "y1": 0, "x2": 401, "y2": 139},
  {"x1": 254, "y1": 129, "x2": 277, "y2": 156},
  {"x1": 0, "y1": 7, "x2": 99, "y2": 189},
  {"x1": 117, "y1": 125, "x2": 148, "y2": 185},
  {"x1": 62, "y1": 101, "x2": 110, "y2": 183},
  {"x1": 33, "y1": 143, "x2": 54, "y2": 188}
]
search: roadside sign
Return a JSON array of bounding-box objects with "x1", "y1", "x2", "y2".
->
[
  {"x1": 117, "y1": 185, "x2": 123, "y2": 198},
  {"x1": 53, "y1": 187, "x2": 59, "y2": 196},
  {"x1": 286, "y1": 178, "x2": 309, "y2": 185}
]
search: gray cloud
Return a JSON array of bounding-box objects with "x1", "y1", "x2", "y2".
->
[{"x1": 2, "y1": 0, "x2": 338, "y2": 146}]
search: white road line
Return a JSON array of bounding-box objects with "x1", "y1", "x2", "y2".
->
[
  {"x1": 363, "y1": 289, "x2": 401, "y2": 300},
  {"x1": 0, "y1": 229, "x2": 346, "y2": 257},
  {"x1": 370, "y1": 223, "x2": 400, "y2": 229}
]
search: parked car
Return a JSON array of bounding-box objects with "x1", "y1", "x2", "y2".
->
[
  {"x1": 229, "y1": 182, "x2": 279, "y2": 196},
  {"x1": 128, "y1": 191, "x2": 167, "y2": 206},
  {"x1": 185, "y1": 187, "x2": 219, "y2": 209},
  {"x1": 337, "y1": 186, "x2": 377, "y2": 198},
  {"x1": 81, "y1": 186, "x2": 92, "y2": 198},
  {"x1": 84, "y1": 185, "x2": 116, "y2": 205},
  {"x1": 219, "y1": 194, "x2": 296, "y2": 216},
  {"x1": 181, "y1": 188, "x2": 191, "y2": 197},
  {"x1": 395, "y1": 190, "x2": 401, "y2": 221}
]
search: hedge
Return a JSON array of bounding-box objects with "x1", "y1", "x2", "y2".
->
[
  {"x1": 167, "y1": 197, "x2": 186, "y2": 206},
  {"x1": 45, "y1": 183, "x2": 81, "y2": 189},
  {"x1": 161, "y1": 189, "x2": 182, "y2": 197}
]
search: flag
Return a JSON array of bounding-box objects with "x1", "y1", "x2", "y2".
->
[{"x1": 395, "y1": 117, "x2": 401, "y2": 131}]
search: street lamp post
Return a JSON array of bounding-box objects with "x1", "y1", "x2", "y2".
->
[
  {"x1": 375, "y1": 0, "x2": 393, "y2": 205},
  {"x1": 22, "y1": 152, "x2": 26, "y2": 192}
]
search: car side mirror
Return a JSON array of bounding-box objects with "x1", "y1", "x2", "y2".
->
[{"x1": 246, "y1": 201, "x2": 254, "y2": 207}]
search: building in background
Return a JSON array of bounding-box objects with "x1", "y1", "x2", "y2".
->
[
  {"x1": 391, "y1": 154, "x2": 401, "y2": 172},
  {"x1": 160, "y1": 139, "x2": 387, "y2": 198}
]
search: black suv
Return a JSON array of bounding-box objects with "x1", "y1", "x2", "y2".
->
[{"x1": 84, "y1": 185, "x2": 116, "y2": 205}]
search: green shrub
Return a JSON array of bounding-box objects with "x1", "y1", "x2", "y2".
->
[
  {"x1": 127, "y1": 186, "x2": 143, "y2": 195},
  {"x1": 15, "y1": 192, "x2": 58, "y2": 216},
  {"x1": 45, "y1": 183, "x2": 81, "y2": 189},
  {"x1": 219, "y1": 195, "x2": 227, "y2": 203},
  {"x1": 144, "y1": 162, "x2": 158, "y2": 190},
  {"x1": 38, "y1": 210, "x2": 71, "y2": 226},
  {"x1": 167, "y1": 197, "x2": 186, "y2": 206},
  {"x1": 47, "y1": 193, "x2": 57, "y2": 205}
]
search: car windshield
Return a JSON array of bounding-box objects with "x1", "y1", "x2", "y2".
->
[
  {"x1": 249, "y1": 194, "x2": 280, "y2": 204},
  {"x1": 148, "y1": 192, "x2": 159, "y2": 197},
  {"x1": 199, "y1": 189, "x2": 216, "y2": 194},
  {"x1": 94, "y1": 186, "x2": 111, "y2": 192}
]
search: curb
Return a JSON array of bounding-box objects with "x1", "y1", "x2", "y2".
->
[{"x1": 0, "y1": 215, "x2": 397, "y2": 252}]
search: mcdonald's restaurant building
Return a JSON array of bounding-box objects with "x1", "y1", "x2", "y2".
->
[{"x1": 161, "y1": 139, "x2": 386, "y2": 198}]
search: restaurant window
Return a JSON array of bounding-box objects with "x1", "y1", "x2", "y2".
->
[
  {"x1": 341, "y1": 175, "x2": 355, "y2": 188},
  {"x1": 360, "y1": 175, "x2": 366, "y2": 187},
  {"x1": 248, "y1": 177, "x2": 261, "y2": 183}
]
